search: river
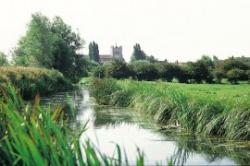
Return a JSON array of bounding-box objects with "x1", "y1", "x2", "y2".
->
[{"x1": 41, "y1": 87, "x2": 250, "y2": 165}]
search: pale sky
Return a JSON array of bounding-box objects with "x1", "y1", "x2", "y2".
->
[{"x1": 1, "y1": 0, "x2": 250, "y2": 62}]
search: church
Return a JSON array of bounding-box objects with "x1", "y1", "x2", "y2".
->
[{"x1": 99, "y1": 45, "x2": 124, "y2": 63}]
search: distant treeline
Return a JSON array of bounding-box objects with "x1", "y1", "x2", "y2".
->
[
  {"x1": 0, "y1": 12, "x2": 249, "y2": 85},
  {"x1": 93, "y1": 55, "x2": 250, "y2": 84}
]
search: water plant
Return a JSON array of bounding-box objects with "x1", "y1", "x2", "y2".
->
[
  {"x1": 88, "y1": 78, "x2": 250, "y2": 140},
  {"x1": 0, "y1": 84, "x2": 159, "y2": 166}
]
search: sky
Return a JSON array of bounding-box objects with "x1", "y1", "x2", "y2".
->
[{"x1": 0, "y1": 0, "x2": 250, "y2": 62}]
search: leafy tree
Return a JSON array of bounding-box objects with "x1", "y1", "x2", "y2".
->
[
  {"x1": 93, "y1": 66, "x2": 105, "y2": 78},
  {"x1": 0, "y1": 52, "x2": 8, "y2": 66},
  {"x1": 213, "y1": 69, "x2": 224, "y2": 83},
  {"x1": 131, "y1": 43, "x2": 146, "y2": 61},
  {"x1": 50, "y1": 16, "x2": 84, "y2": 78},
  {"x1": 104, "y1": 59, "x2": 132, "y2": 79},
  {"x1": 157, "y1": 63, "x2": 178, "y2": 82},
  {"x1": 13, "y1": 13, "x2": 84, "y2": 80},
  {"x1": 14, "y1": 13, "x2": 53, "y2": 67},
  {"x1": 200, "y1": 55, "x2": 214, "y2": 69},
  {"x1": 131, "y1": 60, "x2": 159, "y2": 81},
  {"x1": 146, "y1": 55, "x2": 158, "y2": 63},
  {"x1": 227, "y1": 69, "x2": 244, "y2": 84},
  {"x1": 187, "y1": 61, "x2": 213, "y2": 83},
  {"x1": 89, "y1": 42, "x2": 100, "y2": 63},
  {"x1": 223, "y1": 57, "x2": 249, "y2": 72}
]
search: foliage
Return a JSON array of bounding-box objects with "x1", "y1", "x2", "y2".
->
[
  {"x1": 0, "y1": 52, "x2": 8, "y2": 66},
  {"x1": 226, "y1": 69, "x2": 245, "y2": 84},
  {"x1": 131, "y1": 43, "x2": 146, "y2": 61},
  {"x1": 0, "y1": 85, "x2": 153, "y2": 165},
  {"x1": 88, "y1": 41, "x2": 100, "y2": 63},
  {"x1": 0, "y1": 66, "x2": 72, "y2": 99},
  {"x1": 213, "y1": 69, "x2": 224, "y2": 83},
  {"x1": 131, "y1": 60, "x2": 159, "y2": 81},
  {"x1": 89, "y1": 78, "x2": 250, "y2": 140},
  {"x1": 104, "y1": 59, "x2": 132, "y2": 79},
  {"x1": 13, "y1": 13, "x2": 85, "y2": 81},
  {"x1": 93, "y1": 65, "x2": 105, "y2": 78},
  {"x1": 186, "y1": 61, "x2": 213, "y2": 83}
]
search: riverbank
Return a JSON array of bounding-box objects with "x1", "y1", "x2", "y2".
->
[
  {"x1": 87, "y1": 78, "x2": 250, "y2": 140},
  {"x1": 0, "y1": 66, "x2": 72, "y2": 99}
]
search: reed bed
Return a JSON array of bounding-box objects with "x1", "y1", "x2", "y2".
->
[
  {"x1": 89, "y1": 78, "x2": 250, "y2": 140},
  {"x1": 0, "y1": 84, "x2": 153, "y2": 166}
]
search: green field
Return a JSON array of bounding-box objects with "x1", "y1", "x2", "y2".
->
[
  {"x1": 117, "y1": 80, "x2": 250, "y2": 111},
  {"x1": 89, "y1": 78, "x2": 250, "y2": 140}
]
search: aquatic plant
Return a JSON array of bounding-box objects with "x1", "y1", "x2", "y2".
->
[
  {"x1": 0, "y1": 84, "x2": 160, "y2": 166},
  {"x1": 88, "y1": 78, "x2": 250, "y2": 140}
]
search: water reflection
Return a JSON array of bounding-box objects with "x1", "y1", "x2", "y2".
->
[{"x1": 41, "y1": 87, "x2": 250, "y2": 165}]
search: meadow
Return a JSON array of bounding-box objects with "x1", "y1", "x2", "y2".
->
[{"x1": 88, "y1": 78, "x2": 250, "y2": 140}]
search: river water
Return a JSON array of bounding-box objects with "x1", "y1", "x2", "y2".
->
[{"x1": 41, "y1": 87, "x2": 250, "y2": 165}]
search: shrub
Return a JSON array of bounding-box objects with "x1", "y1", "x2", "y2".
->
[
  {"x1": 0, "y1": 66, "x2": 72, "y2": 99},
  {"x1": 93, "y1": 65, "x2": 105, "y2": 78},
  {"x1": 213, "y1": 70, "x2": 224, "y2": 83},
  {"x1": 104, "y1": 59, "x2": 132, "y2": 79},
  {"x1": 131, "y1": 60, "x2": 160, "y2": 81},
  {"x1": 226, "y1": 69, "x2": 244, "y2": 84}
]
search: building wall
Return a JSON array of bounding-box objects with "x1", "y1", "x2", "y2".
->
[{"x1": 111, "y1": 46, "x2": 123, "y2": 60}]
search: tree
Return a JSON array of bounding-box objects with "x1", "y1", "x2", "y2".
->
[
  {"x1": 0, "y1": 52, "x2": 8, "y2": 66},
  {"x1": 131, "y1": 60, "x2": 159, "y2": 81},
  {"x1": 13, "y1": 13, "x2": 84, "y2": 80},
  {"x1": 89, "y1": 42, "x2": 100, "y2": 63},
  {"x1": 213, "y1": 69, "x2": 224, "y2": 83},
  {"x1": 187, "y1": 61, "x2": 213, "y2": 83},
  {"x1": 50, "y1": 16, "x2": 84, "y2": 78},
  {"x1": 14, "y1": 13, "x2": 53, "y2": 67},
  {"x1": 227, "y1": 69, "x2": 244, "y2": 84},
  {"x1": 104, "y1": 59, "x2": 131, "y2": 79},
  {"x1": 131, "y1": 43, "x2": 146, "y2": 61}
]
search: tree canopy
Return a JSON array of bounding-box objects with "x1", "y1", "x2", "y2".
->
[
  {"x1": 131, "y1": 43, "x2": 146, "y2": 61},
  {"x1": 13, "y1": 13, "x2": 85, "y2": 80},
  {"x1": 88, "y1": 42, "x2": 100, "y2": 63}
]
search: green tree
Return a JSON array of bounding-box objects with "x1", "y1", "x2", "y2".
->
[
  {"x1": 50, "y1": 16, "x2": 84, "y2": 78},
  {"x1": 89, "y1": 42, "x2": 100, "y2": 63},
  {"x1": 131, "y1": 60, "x2": 159, "y2": 81},
  {"x1": 13, "y1": 13, "x2": 84, "y2": 80},
  {"x1": 131, "y1": 43, "x2": 146, "y2": 61},
  {"x1": 0, "y1": 52, "x2": 8, "y2": 66},
  {"x1": 104, "y1": 59, "x2": 132, "y2": 79},
  {"x1": 227, "y1": 69, "x2": 244, "y2": 84},
  {"x1": 14, "y1": 13, "x2": 53, "y2": 67}
]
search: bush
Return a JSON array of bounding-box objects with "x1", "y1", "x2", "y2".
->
[
  {"x1": 131, "y1": 60, "x2": 160, "y2": 81},
  {"x1": 93, "y1": 65, "x2": 105, "y2": 78},
  {"x1": 0, "y1": 66, "x2": 72, "y2": 99},
  {"x1": 104, "y1": 59, "x2": 132, "y2": 79},
  {"x1": 226, "y1": 69, "x2": 244, "y2": 84},
  {"x1": 213, "y1": 70, "x2": 224, "y2": 83}
]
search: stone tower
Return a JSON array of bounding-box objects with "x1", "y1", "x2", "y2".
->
[{"x1": 111, "y1": 45, "x2": 123, "y2": 60}]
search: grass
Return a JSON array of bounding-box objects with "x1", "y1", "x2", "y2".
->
[
  {"x1": 0, "y1": 66, "x2": 72, "y2": 99},
  {"x1": 0, "y1": 84, "x2": 163, "y2": 166},
  {"x1": 88, "y1": 78, "x2": 250, "y2": 140}
]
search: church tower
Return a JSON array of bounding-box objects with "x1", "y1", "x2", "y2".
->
[{"x1": 111, "y1": 45, "x2": 124, "y2": 60}]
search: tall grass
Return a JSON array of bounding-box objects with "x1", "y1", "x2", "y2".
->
[
  {"x1": 0, "y1": 66, "x2": 72, "y2": 99},
  {"x1": 0, "y1": 84, "x2": 154, "y2": 165},
  {"x1": 88, "y1": 78, "x2": 250, "y2": 140}
]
